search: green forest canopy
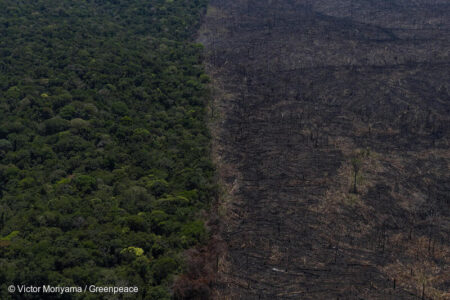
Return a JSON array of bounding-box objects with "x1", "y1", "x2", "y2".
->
[{"x1": 0, "y1": 0, "x2": 214, "y2": 298}]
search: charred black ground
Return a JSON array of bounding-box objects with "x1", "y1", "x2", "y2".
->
[{"x1": 199, "y1": 0, "x2": 449, "y2": 299}]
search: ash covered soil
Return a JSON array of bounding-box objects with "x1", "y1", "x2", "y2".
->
[{"x1": 198, "y1": 0, "x2": 450, "y2": 299}]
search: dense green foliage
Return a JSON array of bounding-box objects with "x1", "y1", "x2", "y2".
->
[{"x1": 0, "y1": 0, "x2": 213, "y2": 298}]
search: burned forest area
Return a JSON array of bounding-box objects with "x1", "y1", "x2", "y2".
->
[{"x1": 198, "y1": 0, "x2": 450, "y2": 299}]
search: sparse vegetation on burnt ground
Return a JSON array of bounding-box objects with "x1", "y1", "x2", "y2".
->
[{"x1": 199, "y1": 0, "x2": 449, "y2": 299}]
